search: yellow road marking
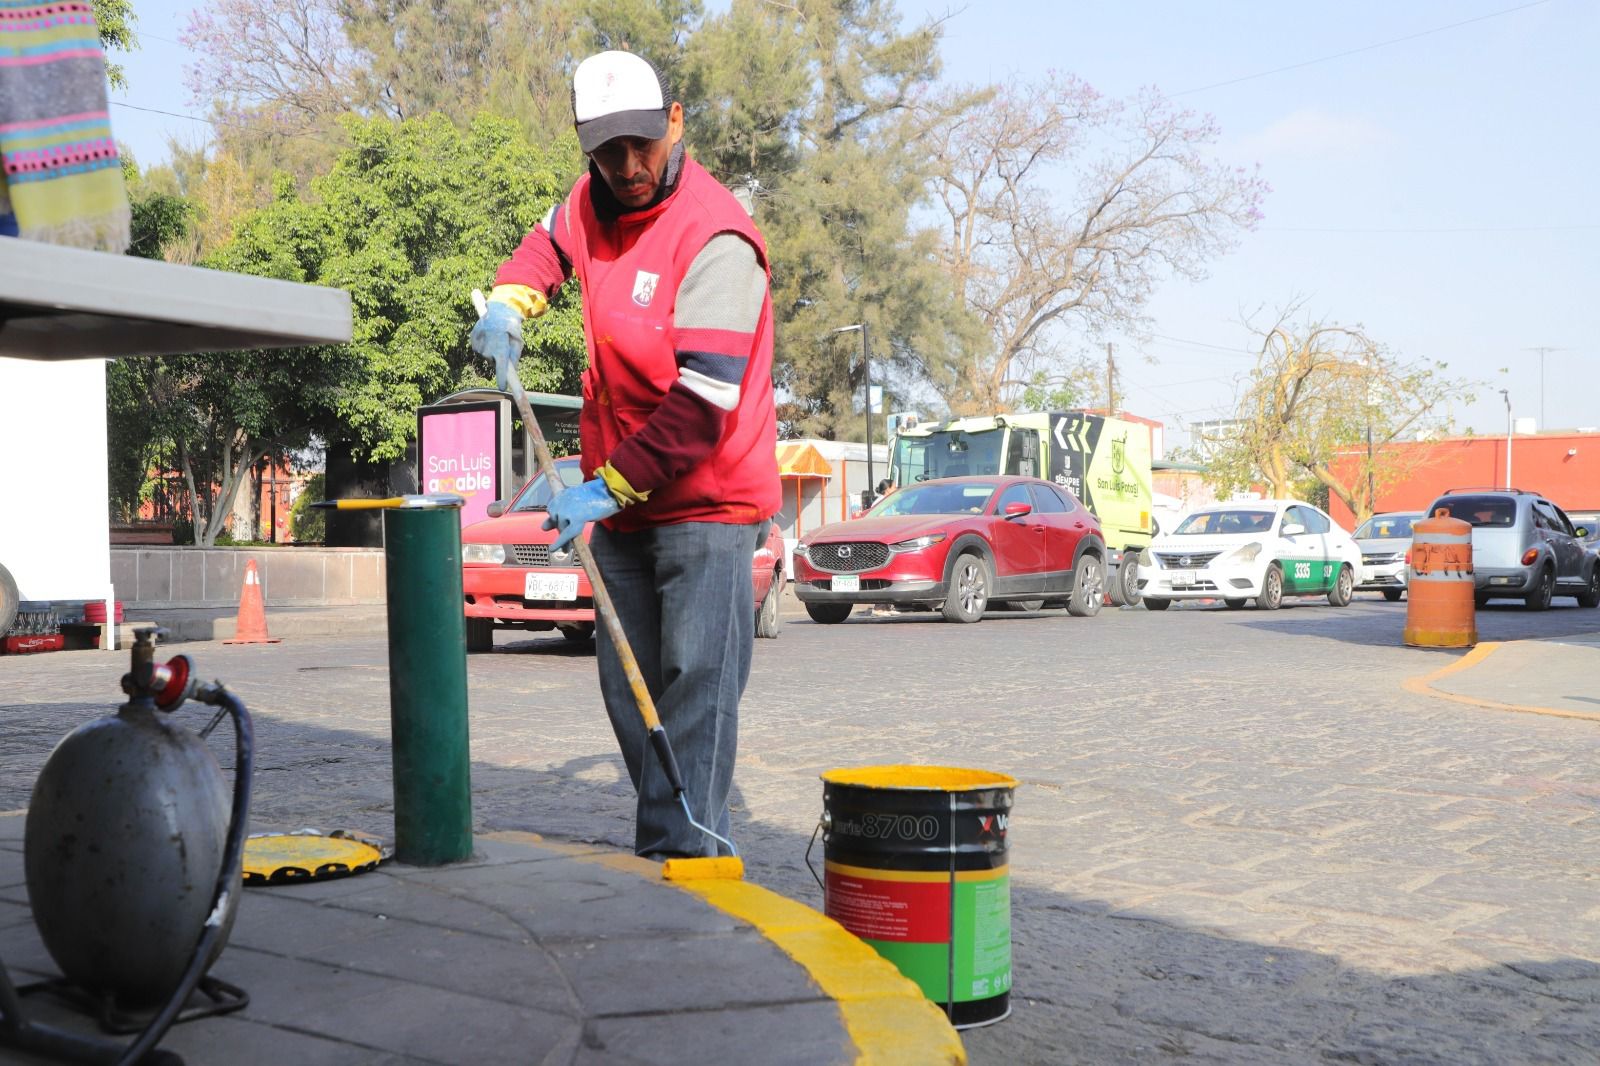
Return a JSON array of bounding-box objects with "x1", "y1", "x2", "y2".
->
[
  {"x1": 483, "y1": 831, "x2": 966, "y2": 1064},
  {"x1": 1402, "y1": 641, "x2": 1600, "y2": 723}
]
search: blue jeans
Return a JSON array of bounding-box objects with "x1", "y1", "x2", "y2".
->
[{"x1": 589, "y1": 521, "x2": 758, "y2": 858}]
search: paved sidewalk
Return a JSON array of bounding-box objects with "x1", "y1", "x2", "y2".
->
[
  {"x1": 1413, "y1": 633, "x2": 1600, "y2": 720},
  {"x1": 0, "y1": 818, "x2": 961, "y2": 1065},
  {"x1": 109, "y1": 605, "x2": 388, "y2": 646}
]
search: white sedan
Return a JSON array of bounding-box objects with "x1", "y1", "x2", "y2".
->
[{"x1": 1139, "y1": 500, "x2": 1362, "y2": 611}]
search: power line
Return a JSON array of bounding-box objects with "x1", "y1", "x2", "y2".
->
[
  {"x1": 1149, "y1": 333, "x2": 1255, "y2": 355},
  {"x1": 110, "y1": 100, "x2": 348, "y2": 150},
  {"x1": 1172, "y1": 0, "x2": 1552, "y2": 96},
  {"x1": 112, "y1": 100, "x2": 211, "y2": 126},
  {"x1": 127, "y1": 31, "x2": 187, "y2": 48},
  {"x1": 1262, "y1": 223, "x2": 1599, "y2": 234}
]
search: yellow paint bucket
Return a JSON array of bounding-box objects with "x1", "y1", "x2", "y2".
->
[{"x1": 814, "y1": 764, "x2": 1017, "y2": 1028}]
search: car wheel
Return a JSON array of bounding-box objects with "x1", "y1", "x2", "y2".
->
[
  {"x1": 1383, "y1": 588, "x2": 1403, "y2": 602},
  {"x1": 1223, "y1": 598, "x2": 1247, "y2": 610},
  {"x1": 1327, "y1": 565, "x2": 1354, "y2": 607},
  {"x1": 1143, "y1": 596, "x2": 1171, "y2": 611},
  {"x1": 1068, "y1": 555, "x2": 1104, "y2": 618},
  {"x1": 1256, "y1": 565, "x2": 1284, "y2": 610},
  {"x1": 1524, "y1": 566, "x2": 1554, "y2": 611},
  {"x1": 1577, "y1": 568, "x2": 1600, "y2": 609},
  {"x1": 559, "y1": 622, "x2": 596, "y2": 642},
  {"x1": 756, "y1": 571, "x2": 783, "y2": 638},
  {"x1": 1117, "y1": 557, "x2": 1142, "y2": 607},
  {"x1": 805, "y1": 601, "x2": 853, "y2": 624},
  {"x1": 941, "y1": 552, "x2": 991, "y2": 623},
  {"x1": 466, "y1": 616, "x2": 495, "y2": 653}
]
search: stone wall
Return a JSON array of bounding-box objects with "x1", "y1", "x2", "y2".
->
[{"x1": 111, "y1": 547, "x2": 386, "y2": 610}]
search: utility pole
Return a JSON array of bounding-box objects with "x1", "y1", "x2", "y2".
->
[
  {"x1": 1498, "y1": 388, "x2": 1512, "y2": 489},
  {"x1": 1523, "y1": 346, "x2": 1565, "y2": 429},
  {"x1": 1105, "y1": 342, "x2": 1116, "y2": 415},
  {"x1": 830, "y1": 323, "x2": 873, "y2": 503},
  {"x1": 1366, "y1": 423, "x2": 1374, "y2": 516},
  {"x1": 863, "y1": 322, "x2": 873, "y2": 498}
]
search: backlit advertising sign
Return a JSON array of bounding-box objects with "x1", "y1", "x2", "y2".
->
[{"x1": 418, "y1": 400, "x2": 508, "y2": 527}]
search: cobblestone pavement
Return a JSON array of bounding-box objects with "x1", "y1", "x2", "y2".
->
[{"x1": 4, "y1": 594, "x2": 1599, "y2": 1064}]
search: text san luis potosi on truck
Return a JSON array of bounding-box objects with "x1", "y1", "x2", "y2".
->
[{"x1": 887, "y1": 412, "x2": 1155, "y2": 605}]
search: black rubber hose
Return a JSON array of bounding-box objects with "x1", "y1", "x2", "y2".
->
[{"x1": 114, "y1": 686, "x2": 253, "y2": 1066}]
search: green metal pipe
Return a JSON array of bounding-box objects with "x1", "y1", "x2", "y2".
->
[{"x1": 383, "y1": 507, "x2": 473, "y2": 865}]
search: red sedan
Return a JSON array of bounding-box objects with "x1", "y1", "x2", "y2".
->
[
  {"x1": 793, "y1": 476, "x2": 1106, "y2": 623},
  {"x1": 461, "y1": 457, "x2": 787, "y2": 650}
]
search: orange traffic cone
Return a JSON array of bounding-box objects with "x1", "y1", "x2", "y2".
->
[{"x1": 224, "y1": 559, "x2": 280, "y2": 644}]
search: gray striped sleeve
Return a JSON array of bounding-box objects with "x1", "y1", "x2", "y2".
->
[{"x1": 675, "y1": 233, "x2": 766, "y2": 332}]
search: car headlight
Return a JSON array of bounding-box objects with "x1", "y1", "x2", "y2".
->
[
  {"x1": 793, "y1": 542, "x2": 810, "y2": 559},
  {"x1": 463, "y1": 543, "x2": 506, "y2": 564},
  {"x1": 889, "y1": 533, "x2": 947, "y2": 553},
  {"x1": 1228, "y1": 541, "x2": 1263, "y2": 563}
]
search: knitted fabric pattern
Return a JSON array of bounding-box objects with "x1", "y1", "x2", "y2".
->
[{"x1": 0, "y1": 0, "x2": 130, "y2": 250}]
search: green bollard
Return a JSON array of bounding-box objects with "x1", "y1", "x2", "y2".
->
[{"x1": 383, "y1": 506, "x2": 473, "y2": 865}]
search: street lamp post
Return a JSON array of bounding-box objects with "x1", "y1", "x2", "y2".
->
[
  {"x1": 1498, "y1": 388, "x2": 1512, "y2": 489},
  {"x1": 831, "y1": 323, "x2": 873, "y2": 503}
]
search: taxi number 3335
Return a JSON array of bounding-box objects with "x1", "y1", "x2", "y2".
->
[{"x1": 1293, "y1": 563, "x2": 1312, "y2": 580}]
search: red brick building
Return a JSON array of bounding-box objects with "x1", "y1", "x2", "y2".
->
[{"x1": 1328, "y1": 431, "x2": 1600, "y2": 528}]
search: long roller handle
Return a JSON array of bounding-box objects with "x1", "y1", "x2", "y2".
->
[{"x1": 478, "y1": 292, "x2": 679, "y2": 791}]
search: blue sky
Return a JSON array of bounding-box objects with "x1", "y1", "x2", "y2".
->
[{"x1": 109, "y1": 1, "x2": 1598, "y2": 448}]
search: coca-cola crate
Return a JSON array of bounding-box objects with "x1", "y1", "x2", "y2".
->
[{"x1": 3, "y1": 634, "x2": 65, "y2": 655}]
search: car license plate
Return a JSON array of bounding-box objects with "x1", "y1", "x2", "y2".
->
[
  {"x1": 832, "y1": 575, "x2": 861, "y2": 593},
  {"x1": 1170, "y1": 570, "x2": 1196, "y2": 586},
  {"x1": 526, "y1": 572, "x2": 579, "y2": 601}
]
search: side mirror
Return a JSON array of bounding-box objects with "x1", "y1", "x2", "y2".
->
[
  {"x1": 1003, "y1": 501, "x2": 1033, "y2": 519},
  {"x1": 486, "y1": 500, "x2": 506, "y2": 518},
  {"x1": 860, "y1": 488, "x2": 875, "y2": 511},
  {"x1": 1282, "y1": 522, "x2": 1305, "y2": 537},
  {"x1": 1577, "y1": 526, "x2": 1589, "y2": 539}
]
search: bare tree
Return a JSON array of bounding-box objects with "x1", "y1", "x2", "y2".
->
[
  {"x1": 923, "y1": 74, "x2": 1267, "y2": 413},
  {"x1": 1206, "y1": 310, "x2": 1474, "y2": 520},
  {"x1": 183, "y1": 0, "x2": 366, "y2": 129}
]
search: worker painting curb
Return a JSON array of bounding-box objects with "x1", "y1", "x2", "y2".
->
[
  {"x1": 484, "y1": 831, "x2": 968, "y2": 1065},
  {"x1": 1403, "y1": 641, "x2": 1600, "y2": 723}
]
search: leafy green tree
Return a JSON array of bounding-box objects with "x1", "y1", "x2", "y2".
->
[
  {"x1": 91, "y1": 0, "x2": 136, "y2": 89},
  {"x1": 110, "y1": 115, "x2": 582, "y2": 543},
  {"x1": 289, "y1": 472, "x2": 327, "y2": 543},
  {"x1": 107, "y1": 167, "x2": 193, "y2": 526},
  {"x1": 287, "y1": 113, "x2": 584, "y2": 462},
  {"x1": 681, "y1": 0, "x2": 982, "y2": 438}
]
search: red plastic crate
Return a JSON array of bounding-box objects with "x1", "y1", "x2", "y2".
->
[{"x1": 3, "y1": 634, "x2": 65, "y2": 655}]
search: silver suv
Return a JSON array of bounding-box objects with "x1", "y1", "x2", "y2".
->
[{"x1": 1424, "y1": 489, "x2": 1600, "y2": 610}]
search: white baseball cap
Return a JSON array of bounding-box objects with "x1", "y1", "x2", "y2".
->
[{"x1": 572, "y1": 51, "x2": 670, "y2": 153}]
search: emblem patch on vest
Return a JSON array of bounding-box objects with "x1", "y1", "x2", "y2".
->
[{"x1": 632, "y1": 271, "x2": 659, "y2": 307}]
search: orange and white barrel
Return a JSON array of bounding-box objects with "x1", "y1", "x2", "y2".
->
[{"x1": 1403, "y1": 510, "x2": 1476, "y2": 648}]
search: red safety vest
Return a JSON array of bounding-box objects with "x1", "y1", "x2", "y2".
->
[{"x1": 553, "y1": 158, "x2": 780, "y2": 530}]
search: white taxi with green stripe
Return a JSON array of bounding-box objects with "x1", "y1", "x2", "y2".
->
[{"x1": 1139, "y1": 499, "x2": 1362, "y2": 611}]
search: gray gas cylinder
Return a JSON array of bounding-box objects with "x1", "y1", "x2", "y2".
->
[{"x1": 24, "y1": 698, "x2": 240, "y2": 1006}]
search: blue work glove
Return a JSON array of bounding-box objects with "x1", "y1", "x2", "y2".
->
[
  {"x1": 542, "y1": 477, "x2": 622, "y2": 551},
  {"x1": 468, "y1": 300, "x2": 525, "y2": 392}
]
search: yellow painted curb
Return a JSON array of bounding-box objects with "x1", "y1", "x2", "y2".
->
[
  {"x1": 482, "y1": 831, "x2": 966, "y2": 1065},
  {"x1": 1402, "y1": 641, "x2": 1600, "y2": 723},
  {"x1": 677, "y1": 879, "x2": 966, "y2": 1065}
]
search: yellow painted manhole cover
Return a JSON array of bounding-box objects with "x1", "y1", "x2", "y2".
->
[{"x1": 243, "y1": 831, "x2": 385, "y2": 885}]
